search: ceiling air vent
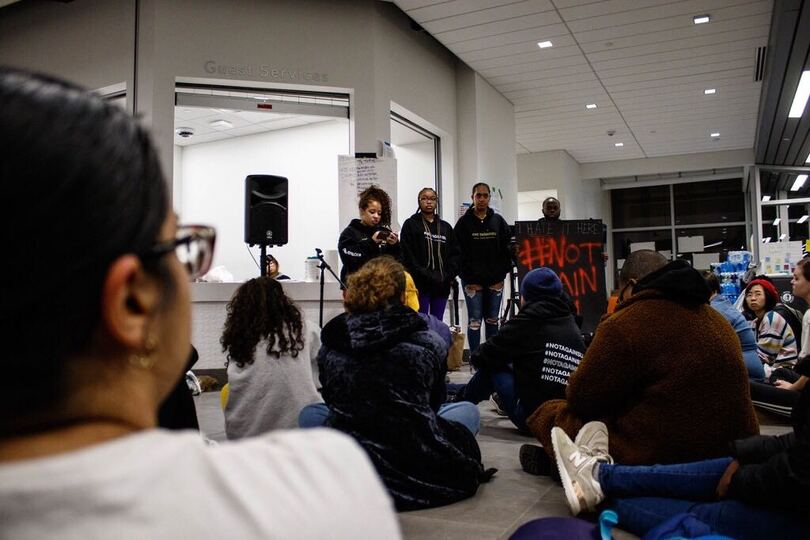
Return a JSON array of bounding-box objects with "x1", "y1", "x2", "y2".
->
[{"x1": 755, "y1": 46, "x2": 767, "y2": 82}]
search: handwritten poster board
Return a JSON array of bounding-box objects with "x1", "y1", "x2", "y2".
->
[
  {"x1": 338, "y1": 155, "x2": 397, "y2": 229},
  {"x1": 514, "y1": 219, "x2": 607, "y2": 334}
]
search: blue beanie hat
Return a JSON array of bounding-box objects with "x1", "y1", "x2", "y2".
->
[{"x1": 521, "y1": 267, "x2": 562, "y2": 302}]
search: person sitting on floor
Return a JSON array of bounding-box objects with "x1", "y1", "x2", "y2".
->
[
  {"x1": 299, "y1": 256, "x2": 495, "y2": 510},
  {"x1": 749, "y1": 259, "x2": 810, "y2": 416},
  {"x1": 450, "y1": 267, "x2": 585, "y2": 435},
  {"x1": 0, "y1": 68, "x2": 400, "y2": 539},
  {"x1": 551, "y1": 390, "x2": 809, "y2": 540},
  {"x1": 221, "y1": 276, "x2": 322, "y2": 437},
  {"x1": 526, "y1": 250, "x2": 759, "y2": 469},
  {"x1": 742, "y1": 276, "x2": 798, "y2": 381},
  {"x1": 703, "y1": 271, "x2": 765, "y2": 380}
]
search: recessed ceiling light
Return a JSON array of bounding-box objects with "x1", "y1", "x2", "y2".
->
[
  {"x1": 779, "y1": 233, "x2": 787, "y2": 240},
  {"x1": 762, "y1": 195, "x2": 771, "y2": 202},
  {"x1": 614, "y1": 142, "x2": 624, "y2": 147},
  {"x1": 805, "y1": 153, "x2": 810, "y2": 163},
  {"x1": 209, "y1": 119, "x2": 233, "y2": 129},
  {"x1": 586, "y1": 103, "x2": 597, "y2": 109},
  {"x1": 773, "y1": 218, "x2": 781, "y2": 226},
  {"x1": 537, "y1": 41, "x2": 553, "y2": 48},
  {"x1": 704, "y1": 88, "x2": 716, "y2": 95},
  {"x1": 710, "y1": 132, "x2": 720, "y2": 138},
  {"x1": 763, "y1": 237, "x2": 771, "y2": 243},
  {"x1": 791, "y1": 174, "x2": 808, "y2": 191},
  {"x1": 693, "y1": 15, "x2": 710, "y2": 24},
  {"x1": 799, "y1": 215, "x2": 809, "y2": 224},
  {"x1": 788, "y1": 70, "x2": 810, "y2": 118}
]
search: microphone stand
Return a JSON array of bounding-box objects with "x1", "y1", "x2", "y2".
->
[{"x1": 315, "y1": 248, "x2": 346, "y2": 328}]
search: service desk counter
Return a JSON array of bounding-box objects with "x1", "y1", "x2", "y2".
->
[{"x1": 191, "y1": 281, "x2": 345, "y2": 370}]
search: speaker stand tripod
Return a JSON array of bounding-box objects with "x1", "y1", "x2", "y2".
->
[{"x1": 315, "y1": 248, "x2": 346, "y2": 328}]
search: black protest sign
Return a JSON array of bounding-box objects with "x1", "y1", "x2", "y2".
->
[{"x1": 514, "y1": 220, "x2": 607, "y2": 333}]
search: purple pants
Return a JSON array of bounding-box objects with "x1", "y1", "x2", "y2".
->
[{"x1": 418, "y1": 292, "x2": 448, "y2": 319}]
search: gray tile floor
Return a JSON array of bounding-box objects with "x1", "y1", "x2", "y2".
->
[{"x1": 194, "y1": 372, "x2": 791, "y2": 540}]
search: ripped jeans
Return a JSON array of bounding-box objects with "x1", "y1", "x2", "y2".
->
[{"x1": 462, "y1": 282, "x2": 503, "y2": 353}]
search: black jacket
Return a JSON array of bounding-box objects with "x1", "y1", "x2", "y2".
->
[
  {"x1": 318, "y1": 305, "x2": 492, "y2": 510},
  {"x1": 728, "y1": 356, "x2": 810, "y2": 515},
  {"x1": 454, "y1": 207, "x2": 512, "y2": 287},
  {"x1": 337, "y1": 219, "x2": 400, "y2": 284},
  {"x1": 400, "y1": 212, "x2": 460, "y2": 296},
  {"x1": 471, "y1": 295, "x2": 585, "y2": 416}
]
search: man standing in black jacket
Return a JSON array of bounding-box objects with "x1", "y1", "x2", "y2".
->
[
  {"x1": 454, "y1": 182, "x2": 512, "y2": 353},
  {"x1": 454, "y1": 267, "x2": 585, "y2": 434}
]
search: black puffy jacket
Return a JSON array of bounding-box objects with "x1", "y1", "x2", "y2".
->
[{"x1": 318, "y1": 305, "x2": 493, "y2": 510}]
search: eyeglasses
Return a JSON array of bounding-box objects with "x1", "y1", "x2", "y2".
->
[{"x1": 142, "y1": 224, "x2": 216, "y2": 279}]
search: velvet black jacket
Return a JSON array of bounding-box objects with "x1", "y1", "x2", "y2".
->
[{"x1": 318, "y1": 305, "x2": 492, "y2": 510}]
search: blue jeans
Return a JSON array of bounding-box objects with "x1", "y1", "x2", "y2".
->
[
  {"x1": 600, "y1": 458, "x2": 806, "y2": 539},
  {"x1": 462, "y1": 283, "x2": 503, "y2": 353},
  {"x1": 298, "y1": 401, "x2": 481, "y2": 435},
  {"x1": 458, "y1": 367, "x2": 529, "y2": 434}
]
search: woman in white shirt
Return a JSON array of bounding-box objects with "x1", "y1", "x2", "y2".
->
[{"x1": 0, "y1": 69, "x2": 399, "y2": 540}]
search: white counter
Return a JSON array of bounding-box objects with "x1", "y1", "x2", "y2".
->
[{"x1": 191, "y1": 281, "x2": 345, "y2": 370}]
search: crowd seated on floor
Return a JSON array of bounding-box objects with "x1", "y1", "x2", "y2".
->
[{"x1": 3, "y1": 67, "x2": 809, "y2": 539}]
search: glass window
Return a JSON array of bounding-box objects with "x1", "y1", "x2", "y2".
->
[
  {"x1": 612, "y1": 186, "x2": 670, "y2": 228},
  {"x1": 673, "y1": 178, "x2": 744, "y2": 225}
]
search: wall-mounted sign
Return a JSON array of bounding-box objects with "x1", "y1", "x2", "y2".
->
[{"x1": 203, "y1": 60, "x2": 328, "y2": 82}]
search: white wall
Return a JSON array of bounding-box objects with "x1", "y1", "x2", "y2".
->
[
  {"x1": 394, "y1": 141, "x2": 435, "y2": 228},
  {"x1": 517, "y1": 150, "x2": 604, "y2": 220},
  {"x1": 177, "y1": 119, "x2": 349, "y2": 282},
  {"x1": 456, "y1": 66, "x2": 518, "y2": 222},
  {"x1": 0, "y1": 0, "x2": 135, "y2": 97}
]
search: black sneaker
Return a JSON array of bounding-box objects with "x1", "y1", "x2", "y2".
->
[{"x1": 519, "y1": 444, "x2": 553, "y2": 476}]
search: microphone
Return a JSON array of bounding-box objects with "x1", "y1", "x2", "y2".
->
[{"x1": 315, "y1": 248, "x2": 323, "y2": 257}]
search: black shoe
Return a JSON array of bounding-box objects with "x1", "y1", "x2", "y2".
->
[{"x1": 519, "y1": 444, "x2": 553, "y2": 476}]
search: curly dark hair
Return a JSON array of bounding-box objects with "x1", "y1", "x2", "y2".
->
[
  {"x1": 221, "y1": 277, "x2": 305, "y2": 368},
  {"x1": 358, "y1": 185, "x2": 392, "y2": 227},
  {"x1": 344, "y1": 256, "x2": 406, "y2": 314}
]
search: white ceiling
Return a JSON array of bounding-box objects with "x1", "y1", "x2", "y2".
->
[
  {"x1": 174, "y1": 107, "x2": 337, "y2": 146},
  {"x1": 393, "y1": 0, "x2": 772, "y2": 163}
]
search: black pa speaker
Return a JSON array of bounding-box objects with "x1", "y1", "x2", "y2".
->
[{"x1": 244, "y1": 175, "x2": 288, "y2": 246}]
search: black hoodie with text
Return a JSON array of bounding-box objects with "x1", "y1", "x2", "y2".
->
[
  {"x1": 400, "y1": 212, "x2": 460, "y2": 296},
  {"x1": 454, "y1": 207, "x2": 512, "y2": 287},
  {"x1": 338, "y1": 219, "x2": 400, "y2": 284}
]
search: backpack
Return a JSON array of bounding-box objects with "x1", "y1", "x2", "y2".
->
[{"x1": 773, "y1": 303, "x2": 804, "y2": 346}]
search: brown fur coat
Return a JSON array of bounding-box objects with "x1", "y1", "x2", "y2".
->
[{"x1": 528, "y1": 265, "x2": 759, "y2": 465}]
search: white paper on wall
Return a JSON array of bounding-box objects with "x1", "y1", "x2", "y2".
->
[
  {"x1": 338, "y1": 155, "x2": 398, "y2": 231},
  {"x1": 760, "y1": 241, "x2": 804, "y2": 274},
  {"x1": 692, "y1": 252, "x2": 720, "y2": 269},
  {"x1": 677, "y1": 235, "x2": 704, "y2": 253},
  {"x1": 630, "y1": 241, "x2": 656, "y2": 252},
  {"x1": 658, "y1": 250, "x2": 672, "y2": 259},
  {"x1": 617, "y1": 258, "x2": 625, "y2": 270}
]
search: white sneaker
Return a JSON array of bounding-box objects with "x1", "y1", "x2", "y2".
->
[
  {"x1": 574, "y1": 421, "x2": 612, "y2": 462},
  {"x1": 551, "y1": 426, "x2": 607, "y2": 516}
]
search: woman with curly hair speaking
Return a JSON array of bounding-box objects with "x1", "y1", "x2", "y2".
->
[
  {"x1": 221, "y1": 277, "x2": 322, "y2": 437},
  {"x1": 299, "y1": 256, "x2": 495, "y2": 510},
  {"x1": 338, "y1": 185, "x2": 400, "y2": 284}
]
